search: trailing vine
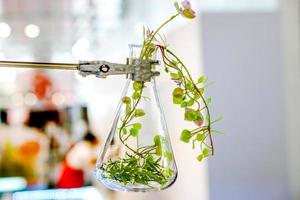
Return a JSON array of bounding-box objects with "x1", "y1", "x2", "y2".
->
[{"x1": 100, "y1": 0, "x2": 221, "y2": 188}]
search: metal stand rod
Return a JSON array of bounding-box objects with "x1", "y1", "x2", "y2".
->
[{"x1": 0, "y1": 60, "x2": 79, "y2": 70}]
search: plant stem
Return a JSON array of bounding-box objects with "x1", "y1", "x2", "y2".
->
[
  {"x1": 140, "y1": 13, "x2": 180, "y2": 59},
  {"x1": 165, "y1": 49, "x2": 214, "y2": 155},
  {"x1": 118, "y1": 85, "x2": 144, "y2": 155}
]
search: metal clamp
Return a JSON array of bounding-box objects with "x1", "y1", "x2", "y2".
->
[
  {"x1": 0, "y1": 58, "x2": 161, "y2": 82},
  {"x1": 78, "y1": 59, "x2": 160, "y2": 82}
]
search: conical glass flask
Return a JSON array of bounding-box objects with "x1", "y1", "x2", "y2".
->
[{"x1": 95, "y1": 45, "x2": 178, "y2": 192}]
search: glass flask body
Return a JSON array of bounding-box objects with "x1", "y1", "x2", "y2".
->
[{"x1": 95, "y1": 45, "x2": 177, "y2": 192}]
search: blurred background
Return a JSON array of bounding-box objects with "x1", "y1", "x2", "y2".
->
[{"x1": 0, "y1": 0, "x2": 299, "y2": 200}]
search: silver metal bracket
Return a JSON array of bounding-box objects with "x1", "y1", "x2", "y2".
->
[{"x1": 130, "y1": 59, "x2": 160, "y2": 82}]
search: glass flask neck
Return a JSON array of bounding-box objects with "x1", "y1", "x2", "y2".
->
[{"x1": 129, "y1": 43, "x2": 158, "y2": 59}]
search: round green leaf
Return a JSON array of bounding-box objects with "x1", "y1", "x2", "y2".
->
[
  {"x1": 132, "y1": 91, "x2": 140, "y2": 100},
  {"x1": 121, "y1": 96, "x2": 131, "y2": 104},
  {"x1": 206, "y1": 97, "x2": 212, "y2": 104},
  {"x1": 196, "y1": 133, "x2": 205, "y2": 141},
  {"x1": 133, "y1": 81, "x2": 143, "y2": 91},
  {"x1": 134, "y1": 109, "x2": 145, "y2": 117},
  {"x1": 197, "y1": 154, "x2": 204, "y2": 162},
  {"x1": 173, "y1": 96, "x2": 183, "y2": 104},
  {"x1": 187, "y1": 99, "x2": 194, "y2": 106},
  {"x1": 180, "y1": 101, "x2": 188, "y2": 108},
  {"x1": 133, "y1": 123, "x2": 142, "y2": 129},
  {"x1": 202, "y1": 148, "x2": 210, "y2": 157},
  {"x1": 172, "y1": 87, "x2": 184, "y2": 98},
  {"x1": 122, "y1": 128, "x2": 127, "y2": 135},
  {"x1": 180, "y1": 129, "x2": 192, "y2": 143},
  {"x1": 184, "y1": 109, "x2": 198, "y2": 121},
  {"x1": 130, "y1": 128, "x2": 139, "y2": 137},
  {"x1": 197, "y1": 75, "x2": 207, "y2": 84},
  {"x1": 199, "y1": 88, "x2": 205, "y2": 95}
]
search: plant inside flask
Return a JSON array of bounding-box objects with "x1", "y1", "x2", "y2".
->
[
  {"x1": 101, "y1": 82, "x2": 175, "y2": 188},
  {"x1": 96, "y1": 0, "x2": 221, "y2": 192}
]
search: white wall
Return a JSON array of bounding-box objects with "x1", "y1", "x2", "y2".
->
[
  {"x1": 201, "y1": 13, "x2": 291, "y2": 200},
  {"x1": 200, "y1": 0, "x2": 279, "y2": 12},
  {"x1": 281, "y1": 0, "x2": 300, "y2": 199}
]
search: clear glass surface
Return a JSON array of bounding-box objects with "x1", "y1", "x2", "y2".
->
[{"x1": 95, "y1": 45, "x2": 177, "y2": 192}]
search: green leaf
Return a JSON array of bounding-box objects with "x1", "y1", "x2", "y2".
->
[
  {"x1": 154, "y1": 135, "x2": 162, "y2": 156},
  {"x1": 202, "y1": 148, "x2": 210, "y2": 157},
  {"x1": 196, "y1": 133, "x2": 205, "y2": 141},
  {"x1": 164, "y1": 67, "x2": 169, "y2": 73},
  {"x1": 126, "y1": 104, "x2": 131, "y2": 115},
  {"x1": 133, "y1": 123, "x2": 142, "y2": 130},
  {"x1": 122, "y1": 128, "x2": 127, "y2": 135},
  {"x1": 180, "y1": 101, "x2": 188, "y2": 108},
  {"x1": 177, "y1": 71, "x2": 183, "y2": 78},
  {"x1": 197, "y1": 154, "x2": 204, "y2": 162},
  {"x1": 173, "y1": 96, "x2": 183, "y2": 104},
  {"x1": 187, "y1": 99, "x2": 194, "y2": 106},
  {"x1": 134, "y1": 109, "x2": 145, "y2": 117},
  {"x1": 132, "y1": 91, "x2": 140, "y2": 100},
  {"x1": 156, "y1": 146, "x2": 162, "y2": 156},
  {"x1": 184, "y1": 109, "x2": 198, "y2": 121},
  {"x1": 186, "y1": 82, "x2": 193, "y2": 90},
  {"x1": 164, "y1": 150, "x2": 173, "y2": 161},
  {"x1": 170, "y1": 72, "x2": 180, "y2": 79},
  {"x1": 194, "y1": 112, "x2": 204, "y2": 126},
  {"x1": 197, "y1": 75, "x2": 207, "y2": 84},
  {"x1": 174, "y1": 2, "x2": 180, "y2": 12},
  {"x1": 172, "y1": 87, "x2": 184, "y2": 98},
  {"x1": 194, "y1": 93, "x2": 200, "y2": 100},
  {"x1": 206, "y1": 115, "x2": 210, "y2": 123},
  {"x1": 206, "y1": 97, "x2": 212, "y2": 104},
  {"x1": 154, "y1": 135, "x2": 161, "y2": 146},
  {"x1": 133, "y1": 81, "x2": 143, "y2": 91},
  {"x1": 122, "y1": 96, "x2": 131, "y2": 104},
  {"x1": 142, "y1": 26, "x2": 146, "y2": 40},
  {"x1": 199, "y1": 88, "x2": 205, "y2": 95},
  {"x1": 170, "y1": 59, "x2": 179, "y2": 66},
  {"x1": 180, "y1": 129, "x2": 192, "y2": 143},
  {"x1": 130, "y1": 128, "x2": 139, "y2": 137}
]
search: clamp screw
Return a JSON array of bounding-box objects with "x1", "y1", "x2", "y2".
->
[{"x1": 100, "y1": 64, "x2": 110, "y2": 73}]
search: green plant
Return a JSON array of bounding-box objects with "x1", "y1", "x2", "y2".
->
[
  {"x1": 103, "y1": 136, "x2": 173, "y2": 188},
  {"x1": 101, "y1": 0, "x2": 221, "y2": 187}
]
